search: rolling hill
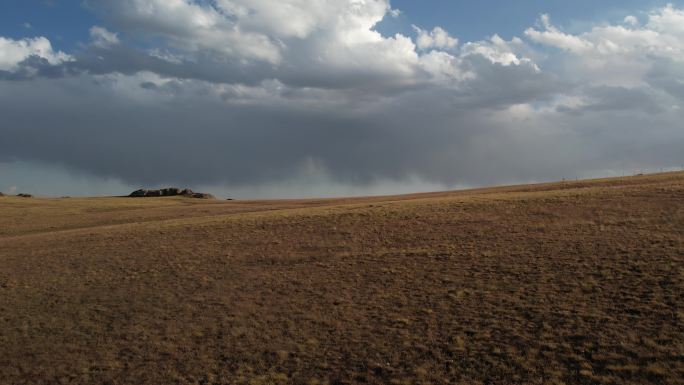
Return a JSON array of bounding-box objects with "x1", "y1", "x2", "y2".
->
[{"x1": 1, "y1": 173, "x2": 682, "y2": 384}]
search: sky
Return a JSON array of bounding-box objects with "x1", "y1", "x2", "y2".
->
[{"x1": 1, "y1": 1, "x2": 683, "y2": 198}]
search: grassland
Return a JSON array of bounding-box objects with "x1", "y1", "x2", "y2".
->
[{"x1": 1, "y1": 173, "x2": 683, "y2": 385}]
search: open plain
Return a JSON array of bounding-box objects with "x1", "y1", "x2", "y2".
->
[{"x1": 0, "y1": 173, "x2": 683, "y2": 385}]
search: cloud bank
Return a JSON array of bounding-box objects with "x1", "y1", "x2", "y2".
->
[{"x1": 1, "y1": 1, "x2": 683, "y2": 196}]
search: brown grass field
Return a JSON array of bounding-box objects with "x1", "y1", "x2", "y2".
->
[{"x1": 1, "y1": 172, "x2": 683, "y2": 385}]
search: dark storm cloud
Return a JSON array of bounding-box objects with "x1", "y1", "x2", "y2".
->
[
  {"x1": 69, "y1": 46, "x2": 277, "y2": 87},
  {"x1": 1, "y1": 70, "x2": 681, "y2": 190},
  {"x1": 0, "y1": 76, "x2": 492, "y2": 186}
]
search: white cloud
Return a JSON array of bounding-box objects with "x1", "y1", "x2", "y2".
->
[
  {"x1": 527, "y1": 9, "x2": 684, "y2": 59},
  {"x1": 81, "y1": 1, "x2": 546, "y2": 92},
  {"x1": 0, "y1": 36, "x2": 71, "y2": 71},
  {"x1": 461, "y1": 34, "x2": 534, "y2": 67},
  {"x1": 624, "y1": 15, "x2": 639, "y2": 26},
  {"x1": 90, "y1": 26, "x2": 120, "y2": 48},
  {"x1": 525, "y1": 14, "x2": 594, "y2": 53},
  {"x1": 413, "y1": 26, "x2": 458, "y2": 50},
  {"x1": 647, "y1": 4, "x2": 684, "y2": 37},
  {"x1": 89, "y1": 0, "x2": 416, "y2": 82},
  {"x1": 94, "y1": 0, "x2": 283, "y2": 63},
  {"x1": 522, "y1": 7, "x2": 684, "y2": 88},
  {"x1": 213, "y1": 0, "x2": 392, "y2": 40},
  {"x1": 418, "y1": 50, "x2": 470, "y2": 83}
]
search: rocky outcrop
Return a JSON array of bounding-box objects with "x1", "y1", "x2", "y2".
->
[
  {"x1": 17, "y1": 194, "x2": 33, "y2": 198},
  {"x1": 189, "y1": 192, "x2": 215, "y2": 199},
  {"x1": 129, "y1": 188, "x2": 215, "y2": 199}
]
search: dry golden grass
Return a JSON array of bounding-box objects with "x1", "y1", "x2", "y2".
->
[{"x1": 1, "y1": 172, "x2": 683, "y2": 384}]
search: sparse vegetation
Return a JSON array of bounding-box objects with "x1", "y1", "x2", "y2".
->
[{"x1": 0, "y1": 172, "x2": 682, "y2": 384}]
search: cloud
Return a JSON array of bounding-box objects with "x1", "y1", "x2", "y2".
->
[
  {"x1": 85, "y1": 0, "x2": 284, "y2": 63},
  {"x1": 78, "y1": 0, "x2": 425, "y2": 93},
  {"x1": 413, "y1": 26, "x2": 458, "y2": 50},
  {"x1": 624, "y1": 15, "x2": 639, "y2": 26},
  {"x1": 524, "y1": 8, "x2": 684, "y2": 89},
  {"x1": 0, "y1": 2, "x2": 683, "y2": 196},
  {"x1": 525, "y1": 14, "x2": 594, "y2": 53},
  {"x1": 556, "y1": 86, "x2": 664, "y2": 115},
  {"x1": 647, "y1": 3, "x2": 684, "y2": 37},
  {"x1": 0, "y1": 36, "x2": 71, "y2": 71},
  {"x1": 89, "y1": 26, "x2": 120, "y2": 48},
  {"x1": 461, "y1": 35, "x2": 533, "y2": 67}
]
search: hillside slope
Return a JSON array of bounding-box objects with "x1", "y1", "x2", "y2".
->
[{"x1": 1, "y1": 173, "x2": 683, "y2": 384}]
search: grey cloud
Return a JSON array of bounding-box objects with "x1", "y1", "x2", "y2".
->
[
  {"x1": 3, "y1": 43, "x2": 421, "y2": 94},
  {"x1": 453, "y1": 55, "x2": 565, "y2": 109},
  {"x1": 68, "y1": 46, "x2": 276, "y2": 86},
  {"x1": 139, "y1": 81, "x2": 157, "y2": 90},
  {"x1": 646, "y1": 59, "x2": 684, "y2": 101},
  {"x1": 0, "y1": 55, "x2": 74, "y2": 80},
  {"x1": 586, "y1": 87, "x2": 664, "y2": 114},
  {"x1": 1, "y1": 73, "x2": 682, "y2": 193},
  {"x1": 558, "y1": 86, "x2": 665, "y2": 115}
]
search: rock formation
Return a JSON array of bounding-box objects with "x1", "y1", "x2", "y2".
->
[{"x1": 128, "y1": 188, "x2": 215, "y2": 199}]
